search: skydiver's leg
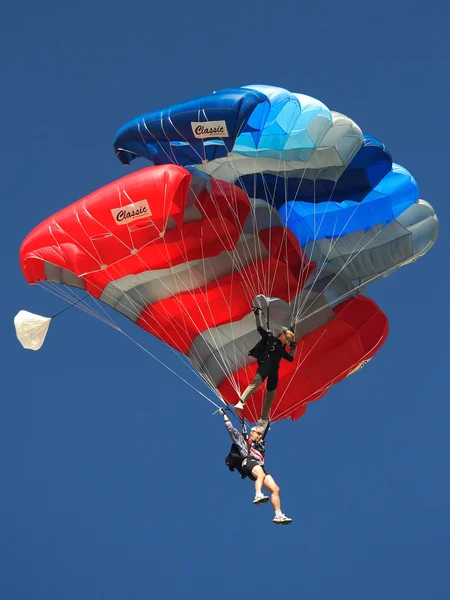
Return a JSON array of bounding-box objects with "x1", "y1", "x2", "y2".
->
[
  {"x1": 262, "y1": 474, "x2": 281, "y2": 512},
  {"x1": 251, "y1": 465, "x2": 267, "y2": 495},
  {"x1": 263, "y1": 474, "x2": 292, "y2": 524},
  {"x1": 260, "y1": 375, "x2": 278, "y2": 420},
  {"x1": 235, "y1": 373, "x2": 264, "y2": 408},
  {"x1": 251, "y1": 465, "x2": 269, "y2": 504}
]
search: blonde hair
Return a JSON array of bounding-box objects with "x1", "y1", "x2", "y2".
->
[{"x1": 281, "y1": 328, "x2": 295, "y2": 342}]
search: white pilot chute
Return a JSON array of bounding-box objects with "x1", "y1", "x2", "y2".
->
[{"x1": 14, "y1": 310, "x2": 52, "y2": 351}]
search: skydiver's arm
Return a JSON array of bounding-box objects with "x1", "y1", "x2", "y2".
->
[
  {"x1": 221, "y1": 410, "x2": 248, "y2": 457},
  {"x1": 254, "y1": 309, "x2": 269, "y2": 340},
  {"x1": 282, "y1": 341, "x2": 297, "y2": 362},
  {"x1": 257, "y1": 325, "x2": 269, "y2": 340}
]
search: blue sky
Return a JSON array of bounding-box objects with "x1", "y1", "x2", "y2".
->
[{"x1": 2, "y1": 1, "x2": 449, "y2": 598}]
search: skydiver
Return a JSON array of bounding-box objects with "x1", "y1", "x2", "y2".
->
[
  {"x1": 234, "y1": 307, "x2": 297, "y2": 426},
  {"x1": 220, "y1": 408, "x2": 292, "y2": 525}
]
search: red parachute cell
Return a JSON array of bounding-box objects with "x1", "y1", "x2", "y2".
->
[
  {"x1": 20, "y1": 165, "x2": 322, "y2": 421},
  {"x1": 218, "y1": 295, "x2": 389, "y2": 422}
]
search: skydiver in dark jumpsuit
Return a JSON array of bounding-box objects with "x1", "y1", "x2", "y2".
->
[{"x1": 235, "y1": 307, "x2": 297, "y2": 425}]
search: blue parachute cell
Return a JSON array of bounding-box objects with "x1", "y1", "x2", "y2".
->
[
  {"x1": 112, "y1": 86, "x2": 420, "y2": 249},
  {"x1": 234, "y1": 85, "x2": 332, "y2": 159},
  {"x1": 113, "y1": 85, "x2": 336, "y2": 168},
  {"x1": 237, "y1": 136, "x2": 393, "y2": 208},
  {"x1": 279, "y1": 163, "x2": 419, "y2": 245},
  {"x1": 113, "y1": 88, "x2": 270, "y2": 167}
]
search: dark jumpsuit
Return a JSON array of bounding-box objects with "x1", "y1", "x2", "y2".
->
[{"x1": 240, "y1": 312, "x2": 296, "y2": 420}]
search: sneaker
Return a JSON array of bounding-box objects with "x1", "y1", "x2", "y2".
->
[
  {"x1": 257, "y1": 418, "x2": 269, "y2": 428},
  {"x1": 253, "y1": 493, "x2": 269, "y2": 504},
  {"x1": 273, "y1": 513, "x2": 292, "y2": 525},
  {"x1": 234, "y1": 401, "x2": 245, "y2": 411}
]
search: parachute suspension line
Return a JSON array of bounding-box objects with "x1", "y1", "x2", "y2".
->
[
  {"x1": 110, "y1": 174, "x2": 256, "y2": 400},
  {"x1": 221, "y1": 147, "x2": 281, "y2": 396},
  {"x1": 38, "y1": 283, "x2": 120, "y2": 330},
  {"x1": 298, "y1": 159, "x2": 379, "y2": 316},
  {"x1": 194, "y1": 155, "x2": 279, "y2": 399},
  {"x1": 52, "y1": 202, "x2": 157, "y2": 282},
  {"x1": 261, "y1": 150, "x2": 288, "y2": 302},
  {"x1": 274, "y1": 329, "x2": 386, "y2": 422},
  {"x1": 156, "y1": 227, "x2": 249, "y2": 395},
  {"x1": 238, "y1": 159, "x2": 277, "y2": 410},
  {"x1": 39, "y1": 277, "x2": 223, "y2": 404},
  {"x1": 283, "y1": 163, "x2": 292, "y2": 312},
  {"x1": 199, "y1": 177, "x2": 263, "y2": 299},
  {"x1": 240, "y1": 156, "x2": 304, "y2": 316},
  {"x1": 274, "y1": 386, "x2": 328, "y2": 423},
  {"x1": 292, "y1": 176, "x2": 340, "y2": 322},
  {"x1": 117, "y1": 327, "x2": 223, "y2": 409},
  {"x1": 237, "y1": 410, "x2": 253, "y2": 462},
  {"x1": 94, "y1": 274, "x2": 217, "y2": 393},
  {"x1": 268, "y1": 159, "x2": 310, "y2": 310},
  {"x1": 254, "y1": 163, "x2": 273, "y2": 297},
  {"x1": 197, "y1": 239, "x2": 244, "y2": 396},
  {"x1": 255, "y1": 157, "x2": 314, "y2": 327},
  {"x1": 294, "y1": 252, "x2": 394, "y2": 325},
  {"x1": 51, "y1": 293, "x2": 90, "y2": 319},
  {"x1": 39, "y1": 281, "x2": 223, "y2": 409},
  {"x1": 47, "y1": 163, "x2": 259, "y2": 400},
  {"x1": 205, "y1": 172, "x2": 266, "y2": 300},
  {"x1": 220, "y1": 152, "x2": 320, "y2": 408},
  {"x1": 293, "y1": 171, "x2": 374, "y2": 325},
  {"x1": 47, "y1": 164, "x2": 360, "y2": 420},
  {"x1": 80, "y1": 199, "x2": 170, "y2": 269},
  {"x1": 154, "y1": 114, "x2": 252, "y2": 279},
  {"x1": 111, "y1": 276, "x2": 200, "y2": 364},
  {"x1": 76, "y1": 205, "x2": 106, "y2": 265},
  {"x1": 237, "y1": 160, "x2": 272, "y2": 298},
  {"x1": 57, "y1": 124, "x2": 347, "y2": 417},
  {"x1": 271, "y1": 325, "x2": 329, "y2": 418},
  {"x1": 177, "y1": 162, "x2": 263, "y2": 302},
  {"x1": 167, "y1": 233, "x2": 244, "y2": 396},
  {"x1": 142, "y1": 118, "x2": 199, "y2": 166},
  {"x1": 266, "y1": 159, "x2": 338, "y2": 327},
  {"x1": 115, "y1": 302, "x2": 224, "y2": 399},
  {"x1": 63, "y1": 214, "x2": 209, "y2": 376},
  {"x1": 241, "y1": 417, "x2": 250, "y2": 453},
  {"x1": 120, "y1": 253, "x2": 230, "y2": 398},
  {"x1": 247, "y1": 175, "x2": 269, "y2": 295},
  {"x1": 294, "y1": 222, "x2": 387, "y2": 325},
  {"x1": 68, "y1": 191, "x2": 174, "y2": 278},
  {"x1": 239, "y1": 150, "x2": 288, "y2": 300},
  {"x1": 222, "y1": 154, "x2": 270, "y2": 296},
  {"x1": 111, "y1": 219, "x2": 243, "y2": 399},
  {"x1": 284, "y1": 164, "x2": 338, "y2": 324}
]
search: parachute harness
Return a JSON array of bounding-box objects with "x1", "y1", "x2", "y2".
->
[{"x1": 239, "y1": 411, "x2": 270, "y2": 464}]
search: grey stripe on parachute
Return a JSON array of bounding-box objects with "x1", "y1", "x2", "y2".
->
[{"x1": 303, "y1": 199, "x2": 438, "y2": 286}]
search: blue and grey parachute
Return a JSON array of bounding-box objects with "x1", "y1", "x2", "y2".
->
[{"x1": 113, "y1": 83, "x2": 438, "y2": 312}]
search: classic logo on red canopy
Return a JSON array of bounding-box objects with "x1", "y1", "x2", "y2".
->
[{"x1": 111, "y1": 200, "x2": 152, "y2": 226}]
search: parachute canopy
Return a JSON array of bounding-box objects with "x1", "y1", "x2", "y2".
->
[
  {"x1": 18, "y1": 84, "x2": 438, "y2": 422},
  {"x1": 17, "y1": 163, "x2": 387, "y2": 422}
]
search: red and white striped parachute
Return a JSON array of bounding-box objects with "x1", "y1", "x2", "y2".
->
[{"x1": 17, "y1": 164, "x2": 388, "y2": 422}]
